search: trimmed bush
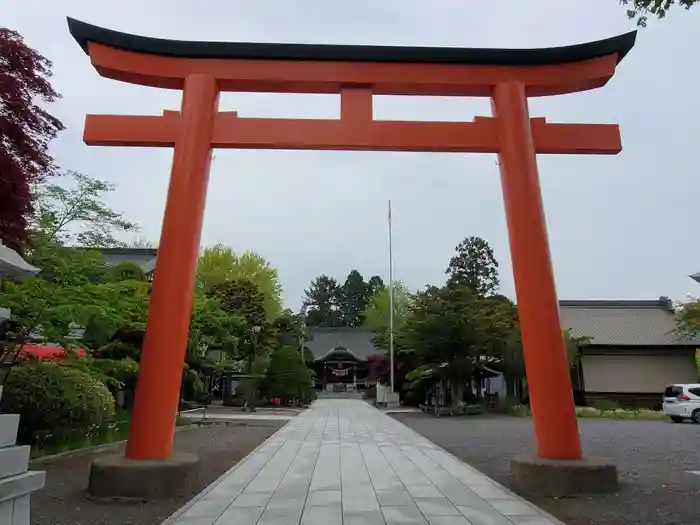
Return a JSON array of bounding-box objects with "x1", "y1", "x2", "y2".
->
[
  {"x1": 1, "y1": 361, "x2": 116, "y2": 445},
  {"x1": 263, "y1": 346, "x2": 313, "y2": 405}
]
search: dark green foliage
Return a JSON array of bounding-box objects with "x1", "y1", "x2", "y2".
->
[
  {"x1": 107, "y1": 261, "x2": 146, "y2": 282},
  {"x1": 1, "y1": 361, "x2": 115, "y2": 445},
  {"x1": 367, "y1": 275, "x2": 385, "y2": 297},
  {"x1": 93, "y1": 340, "x2": 141, "y2": 361},
  {"x1": 182, "y1": 366, "x2": 204, "y2": 401},
  {"x1": 263, "y1": 346, "x2": 313, "y2": 403},
  {"x1": 303, "y1": 275, "x2": 343, "y2": 327},
  {"x1": 90, "y1": 358, "x2": 139, "y2": 393},
  {"x1": 446, "y1": 236, "x2": 499, "y2": 297},
  {"x1": 341, "y1": 270, "x2": 370, "y2": 327},
  {"x1": 82, "y1": 315, "x2": 116, "y2": 349}
]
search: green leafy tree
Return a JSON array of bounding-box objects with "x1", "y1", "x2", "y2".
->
[
  {"x1": 363, "y1": 281, "x2": 414, "y2": 352},
  {"x1": 340, "y1": 269, "x2": 370, "y2": 327},
  {"x1": 207, "y1": 278, "x2": 268, "y2": 411},
  {"x1": 209, "y1": 278, "x2": 267, "y2": 328},
  {"x1": 675, "y1": 297, "x2": 700, "y2": 339},
  {"x1": 446, "y1": 236, "x2": 499, "y2": 296},
  {"x1": 32, "y1": 170, "x2": 138, "y2": 247},
  {"x1": 405, "y1": 285, "x2": 515, "y2": 408},
  {"x1": 0, "y1": 276, "x2": 149, "y2": 354},
  {"x1": 26, "y1": 242, "x2": 108, "y2": 286},
  {"x1": 303, "y1": 275, "x2": 343, "y2": 327},
  {"x1": 188, "y1": 292, "x2": 245, "y2": 363},
  {"x1": 197, "y1": 245, "x2": 283, "y2": 320},
  {"x1": 621, "y1": 0, "x2": 697, "y2": 26}
]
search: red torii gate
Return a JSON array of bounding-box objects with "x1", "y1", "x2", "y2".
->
[{"x1": 68, "y1": 17, "x2": 634, "y2": 495}]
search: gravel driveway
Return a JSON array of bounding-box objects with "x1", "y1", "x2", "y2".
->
[
  {"x1": 392, "y1": 413, "x2": 700, "y2": 525},
  {"x1": 30, "y1": 420, "x2": 285, "y2": 525}
]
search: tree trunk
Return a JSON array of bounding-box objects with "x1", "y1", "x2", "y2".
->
[{"x1": 245, "y1": 355, "x2": 256, "y2": 412}]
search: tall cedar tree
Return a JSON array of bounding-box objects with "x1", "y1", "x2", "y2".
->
[
  {"x1": 0, "y1": 29, "x2": 64, "y2": 250},
  {"x1": 303, "y1": 275, "x2": 342, "y2": 327},
  {"x1": 367, "y1": 275, "x2": 385, "y2": 297},
  {"x1": 445, "y1": 236, "x2": 500, "y2": 297},
  {"x1": 341, "y1": 270, "x2": 369, "y2": 327}
]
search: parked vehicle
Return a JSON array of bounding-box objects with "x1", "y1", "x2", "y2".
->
[{"x1": 662, "y1": 384, "x2": 700, "y2": 423}]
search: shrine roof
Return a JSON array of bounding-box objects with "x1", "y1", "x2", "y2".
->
[
  {"x1": 306, "y1": 328, "x2": 379, "y2": 362},
  {"x1": 67, "y1": 18, "x2": 635, "y2": 67}
]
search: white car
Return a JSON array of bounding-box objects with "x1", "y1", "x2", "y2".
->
[{"x1": 662, "y1": 384, "x2": 700, "y2": 423}]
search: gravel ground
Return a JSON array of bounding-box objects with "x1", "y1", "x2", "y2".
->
[
  {"x1": 392, "y1": 413, "x2": 700, "y2": 525},
  {"x1": 30, "y1": 420, "x2": 286, "y2": 525}
]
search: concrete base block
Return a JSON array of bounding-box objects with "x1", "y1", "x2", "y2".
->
[
  {"x1": 511, "y1": 455, "x2": 618, "y2": 497},
  {"x1": 88, "y1": 452, "x2": 199, "y2": 501}
]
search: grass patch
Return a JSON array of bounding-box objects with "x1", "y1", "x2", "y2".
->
[
  {"x1": 505, "y1": 404, "x2": 666, "y2": 421},
  {"x1": 29, "y1": 410, "x2": 192, "y2": 459}
]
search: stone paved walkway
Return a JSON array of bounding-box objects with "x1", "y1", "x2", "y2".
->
[{"x1": 165, "y1": 399, "x2": 561, "y2": 525}]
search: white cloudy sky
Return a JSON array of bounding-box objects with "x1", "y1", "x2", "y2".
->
[{"x1": 6, "y1": 1, "x2": 700, "y2": 310}]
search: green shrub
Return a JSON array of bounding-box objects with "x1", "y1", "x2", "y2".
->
[
  {"x1": 1, "y1": 361, "x2": 116, "y2": 445},
  {"x1": 591, "y1": 398, "x2": 621, "y2": 413},
  {"x1": 576, "y1": 406, "x2": 601, "y2": 418},
  {"x1": 506, "y1": 404, "x2": 531, "y2": 417}
]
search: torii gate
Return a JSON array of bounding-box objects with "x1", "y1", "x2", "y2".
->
[{"x1": 68, "y1": 17, "x2": 634, "y2": 496}]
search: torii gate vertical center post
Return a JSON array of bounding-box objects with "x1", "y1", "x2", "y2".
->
[{"x1": 68, "y1": 18, "x2": 635, "y2": 469}]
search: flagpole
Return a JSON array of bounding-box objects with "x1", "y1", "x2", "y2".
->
[{"x1": 388, "y1": 199, "x2": 395, "y2": 393}]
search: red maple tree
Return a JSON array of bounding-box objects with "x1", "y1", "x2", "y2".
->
[{"x1": 0, "y1": 28, "x2": 64, "y2": 251}]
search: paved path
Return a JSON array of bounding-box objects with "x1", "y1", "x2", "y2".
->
[{"x1": 165, "y1": 400, "x2": 560, "y2": 525}]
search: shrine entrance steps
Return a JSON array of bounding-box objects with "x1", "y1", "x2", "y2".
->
[{"x1": 317, "y1": 391, "x2": 364, "y2": 400}]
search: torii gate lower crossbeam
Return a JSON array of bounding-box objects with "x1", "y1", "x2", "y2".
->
[{"x1": 68, "y1": 17, "x2": 635, "y2": 498}]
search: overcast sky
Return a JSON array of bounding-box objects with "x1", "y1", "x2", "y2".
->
[{"x1": 6, "y1": 1, "x2": 700, "y2": 310}]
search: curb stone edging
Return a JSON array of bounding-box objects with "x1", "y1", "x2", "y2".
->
[{"x1": 30, "y1": 423, "x2": 203, "y2": 466}]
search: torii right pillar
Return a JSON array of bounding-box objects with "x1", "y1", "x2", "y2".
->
[{"x1": 493, "y1": 81, "x2": 620, "y2": 496}]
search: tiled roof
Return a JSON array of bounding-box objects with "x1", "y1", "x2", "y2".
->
[
  {"x1": 94, "y1": 248, "x2": 157, "y2": 273},
  {"x1": 305, "y1": 328, "x2": 380, "y2": 361},
  {"x1": 559, "y1": 298, "x2": 700, "y2": 347}
]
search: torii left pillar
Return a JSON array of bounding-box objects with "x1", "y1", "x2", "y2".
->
[
  {"x1": 126, "y1": 75, "x2": 218, "y2": 460},
  {"x1": 88, "y1": 75, "x2": 218, "y2": 499}
]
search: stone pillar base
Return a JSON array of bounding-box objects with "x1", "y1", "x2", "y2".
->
[
  {"x1": 511, "y1": 455, "x2": 618, "y2": 497},
  {"x1": 88, "y1": 452, "x2": 199, "y2": 501}
]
